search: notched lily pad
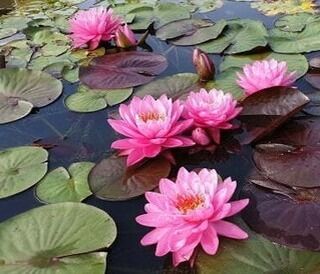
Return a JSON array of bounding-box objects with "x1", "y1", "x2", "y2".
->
[
  {"x1": 36, "y1": 162, "x2": 95, "y2": 204},
  {"x1": 0, "y1": 68, "x2": 63, "y2": 124},
  {"x1": 0, "y1": 202, "x2": 117, "y2": 273},
  {"x1": 89, "y1": 155, "x2": 171, "y2": 201},
  {"x1": 65, "y1": 85, "x2": 133, "y2": 113},
  {"x1": 0, "y1": 146, "x2": 48, "y2": 199},
  {"x1": 79, "y1": 51, "x2": 168, "y2": 89}
]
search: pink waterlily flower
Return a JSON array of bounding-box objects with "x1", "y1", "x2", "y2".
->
[
  {"x1": 236, "y1": 59, "x2": 296, "y2": 96},
  {"x1": 136, "y1": 167, "x2": 249, "y2": 266},
  {"x1": 69, "y1": 7, "x2": 122, "y2": 50},
  {"x1": 115, "y1": 24, "x2": 137, "y2": 48},
  {"x1": 182, "y1": 88, "x2": 242, "y2": 144},
  {"x1": 108, "y1": 95, "x2": 194, "y2": 166}
]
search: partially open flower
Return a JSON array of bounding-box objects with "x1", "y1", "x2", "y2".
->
[
  {"x1": 69, "y1": 7, "x2": 122, "y2": 50},
  {"x1": 136, "y1": 167, "x2": 249, "y2": 266},
  {"x1": 236, "y1": 59, "x2": 296, "y2": 96},
  {"x1": 183, "y1": 88, "x2": 242, "y2": 144},
  {"x1": 115, "y1": 24, "x2": 137, "y2": 48},
  {"x1": 108, "y1": 95, "x2": 194, "y2": 166},
  {"x1": 193, "y1": 48, "x2": 215, "y2": 82}
]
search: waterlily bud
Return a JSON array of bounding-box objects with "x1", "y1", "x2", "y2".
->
[
  {"x1": 192, "y1": 127, "x2": 211, "y2": 146},
  {"x1": 192, "y1": 48, "x2": 215, "y2": 82},
  {"x1": 115, "y1": 24, "x2": 137, "y2": 48}
]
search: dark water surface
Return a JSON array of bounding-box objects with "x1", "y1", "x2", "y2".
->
[{"x1": 0, "y1": 1, "x2": 318, "y2": 273}]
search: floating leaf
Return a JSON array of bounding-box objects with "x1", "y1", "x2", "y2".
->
[
  {"x1": 253, "y1": 117, "x2": 320, "y2": 188},
  {"x1": 0, "y1": 68, "x2": 63, "y2": 124},
  {"x1": 305, "y1": 73, "x2": 320, "y2": 89},
  {"x1": 0, "y1": 146, "x2": 48, "y2": 199},
  {"x1": 134, "y1": 73, "x2": 199, "y2": 99},
  {"x1": 251, "y1": 0, "x2": 316, "y2": 16},
  {"x1": 242, "y1": 182, "x2": 320, "y2": 251},
  {"x1": 236, "y1": 87, "x2": 309, "y2": 144},
  {"x1": 220, "y1": 52, "x2": 308, "y2": 79},
  {"x1": 0, "y1": 16, "x2": 30, "y2": 31},
  {"x1": 269, "y1": 22, "x2": 320, "y2": 53},
  {"x1": 0, "y1": 202, "x2": 117, "y2": 273},
  {"x1": 274, "y1": 13, "x2": 320, "y2": 32},
  {"x1": 196, "y1": 219, "x2": 320, "y2": 273},
  {"x1": 188, "y1": 0, "x2": 223, "y2": 13},
  {"x1": 36, "y1": 162, "x2": 95, "y2": 204},
  {"x1": 198, "y1": 19, "x2": 268, "y2": 54},
  {"x1": 65, "y1": 85, "x2": 133, "y2": 113},
  {"x1": 89, "y1": 155, "x2": 171, "y2": 201},
  {"x1": 79, "y1": 51, "x2": 168, "y2": 89},
  {"x1": 0, "y1": 28, "x2": 17, "y2": 40}
]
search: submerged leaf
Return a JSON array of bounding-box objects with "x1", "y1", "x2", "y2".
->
[
  {"x1": 79, "y1": 51, "x2": 168, "y2": 89},
  {"x1": 0, "y1": 146, "x2": 48, "y2": 199},
  {"x1": 36, "y1": 162, "x2": 95, "y2": 203},
  {"x1": 89, "y1": 155, "x2": 171, "y2": 201}
]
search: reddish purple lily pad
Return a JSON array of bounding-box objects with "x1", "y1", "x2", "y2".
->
[
  {"x1": 241, "y1": 182, "x2": 320, "y2": 251},
  {"x1": 88, "y1": 155, "x2": 171, "y2": 201},
  {"x1": 253, "y1": 117, "x2": 320, "y2": 188},
  {"x1": 305, "y1": 73, "x2": 320, "y2": 89},
  {"x1": 79, "y1": 51, "x2": 168, "y2": 89},
  {"x1": 236, "y1": 86, "x2": 309, "y2": 144}
]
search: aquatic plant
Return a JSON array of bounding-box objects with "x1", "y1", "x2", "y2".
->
[
  {"x1": 136, "y1": 167, "x2": 249, "y2": 266},
  {"x1": 193, "y1": 48, "x2": 215, "y2": 81},
  {"x1": 115, "y1": 24, "x2": 137, "y2": 48}
]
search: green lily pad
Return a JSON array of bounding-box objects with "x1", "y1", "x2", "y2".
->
[
  {"x1": 172, "y1": 20, "x2": 227, "y2": 46},
  {"x1": 0, "y1": 68, "x2": 63, "y2": 124},
  {"x1": 0, "y1": 17, "x2": 30, "y2": 31},
  {"x1": 206, "y1": 68, "x2": 244, "y2": 100},
  {"x1": 32, "y1": 29, "x2": 70, "y2": 46},
  {"x1": 134, "y1": 73, "x2": 200, "y2": 99},
  {"x1": 251, "y1": 0, "x2": 316, "y2": 16},
  {"x1": 62, "y1": 66, "x2": 79, "y2": 83},
  {"x1": 274, "y1": 13, "x2": 320, "y2": 32},
  {"x1": 0, "y1": 202, "x2": 117, "y2": 273},
  {"x1": 198, "y1": 19, "x2": 268, "y2": 54},
  {"x1": 41, "y1": 44, "x2": 70, "y2": 57},
  {"x1": 269, "y1": 21, "x2": 320, "y2": 53},
  {"x1": 65, "y1": 85, "x2": 133, "y2": 113},
  {"x1": 36, "y1": 162, "x2": 95, "y2": 204},
  {"x1": 220, "y1": 52, "x2": 308, "y2": 79},
  {"x1": 196, "y1": 225, "x2": 320, "y2": 274},
  {"x1": 0, "y1": 146, "x2": 48, "y2": 199},
  {"x1": 126, "y1": 3, "x2": 191, "y2": 30},
  {"x1": 188, "y1": 0, "x2": 224, "y2": 12},
  {"x1": 0, "y1": 28, "x2": 17, "y2": 40}
]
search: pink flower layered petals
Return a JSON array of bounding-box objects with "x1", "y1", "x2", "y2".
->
[
  {"x1": 236, "y1": 59, "x2": 297, "y2": 96},
  {"x1": 108, "y1": 95, "x2": 195, "y2": 166},
  {"x1": 183, "y1": 88, "x2": 242, "y2": 144},
  {"x1": 136, "y1": 167, "x2": 249, "y2": 266},
  {"x1": 69, "y1": 7, "x2": 122, "y2": 50}
]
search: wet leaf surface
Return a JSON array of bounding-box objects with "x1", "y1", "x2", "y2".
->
[
  {"x1": 79, "y1": 51, "x2": 168, "y2": 89},
  {"x1": 89, "y1": 155, "x2": 171, "y2": 201}
]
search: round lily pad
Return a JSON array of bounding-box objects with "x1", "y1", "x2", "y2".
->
[
  {"x1": 0, "y1": 28, "x2": 17, "y2": 40},
  {"x1": 89, "y1": 155, "x2": 171, "y2": 201},
  {"x1": 274, "y1": 13, "x2": 320, "y2": 32},
  {"x1": 65, "y1": 85, "x2": 133, "y2": 113},
  {"x1": 0, "y1": 202, "x2": 117, "y2": 273},
  {"x1": 36, "y1": 162, "x2": 95, "y2": 204},
  {"x1": 196, "y1": 220, "x2": 320, "y2": 273},
  {"x1": 0, "y1": 146, "x2": 48, "y2": 199},
  {"x1": 0, "y1": 68, "x2": 63, "y2": 124}
]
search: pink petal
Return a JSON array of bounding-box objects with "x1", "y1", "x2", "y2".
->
[
  {"x1": 214, "y1": 220, "x2": 248, "y2": 239},
  {"x1": 200, "y1": 224, "x2": 219, "y2": 255},
  {"x1": 140, "y1": 227, "x2": 170, "y2": 245},
  {"x1": 225, "y1": 198, "x2": 249, "y2": 217}
]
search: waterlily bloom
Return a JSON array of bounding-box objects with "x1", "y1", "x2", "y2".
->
[
  {"x1": 136, "y1": 167, "x2": 249, "y2": 266},
  {"x1": 115, "y1": 24, "x2": 137, "y2": 48},
  {"x1": 236, "y1": 59, "x2": 296, "y2": 96},
  {"x1": 69, "y1": 7, "x2": 122, "y2": 50},
  {"x1": 193, "y1": 48, "x2": 215, "y2": 81},
  {"x1": 182, "y1": 88, "x2": 242, "y2": 144},
  {"x1": 108, "y1": 95, "x2": 194, "y2": 166}
]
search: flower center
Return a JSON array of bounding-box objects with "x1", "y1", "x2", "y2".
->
[
  {"x1": 176, "y1": 194, "x2": 204, "y2": 214},
  {"x1": 138, "y1": 112, "x2": 165, "y2": 123}
]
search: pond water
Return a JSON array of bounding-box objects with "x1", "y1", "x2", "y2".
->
[{"x1": 0, "y1": 0, "x2": 319, "y2": 273}]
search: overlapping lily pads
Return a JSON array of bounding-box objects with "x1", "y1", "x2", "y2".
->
[
  {"x1": 0, "y1": 146, "x2": 48, "y2": 199},
  {"x1": 198, "y1": 19, "x2": 268, "y2": 54},
  {"x1": 89, "y1": 155, "x2": 171, "y2": 201},
  {"x1": 274, "y1": 13, "x2": 320, "y2": 32},
  {"x1": 269, "y1": 21, "x2": 320, "y2": 53},
  {"x1": 79, "y1": 51, "x2": 168, "y2": 89},
  {"x1": 36, "y1": 162, "x2": 95, "y2": 203},
  {"x1": 196, "y1": 222, "x2": 320, "y2": 273},
  {"x1": 0, "y1": 202, "x2": 117, "y2": 273},
  {"x1": 0, "y1": 68, "x2": 63, "y2": 124},
  {"x1": 65, "y1": 85, "x2": 133, "y2": 113}
]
